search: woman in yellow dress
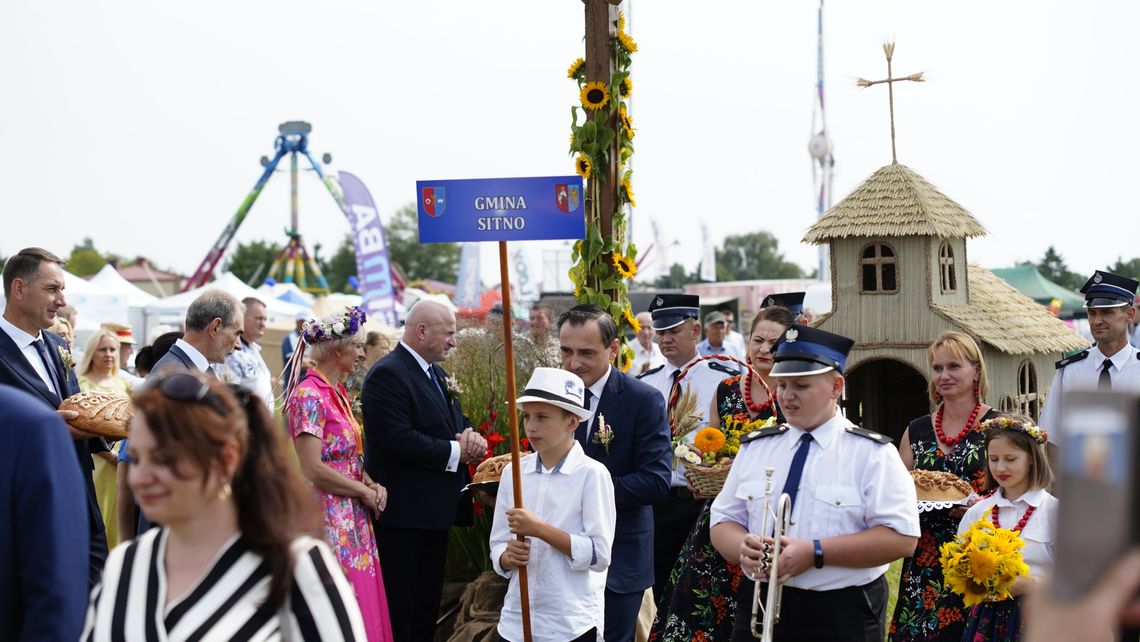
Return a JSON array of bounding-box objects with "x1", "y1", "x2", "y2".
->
[{"x1": 77, "y1": 328, "x2": 132, "y2": 548}]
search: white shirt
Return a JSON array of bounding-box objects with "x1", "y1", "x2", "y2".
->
[
  {"x1": 0, "y1": 314, "x2": 58, "y2": 394},
  {"x1": 696, "y1": 338, "x2": 745, "y2": 372},
  {"x1": 490, "y1": 442, "x2": 616, "y2": 642},
  {"x1": 584, "y1": 366, "x2": 612, "y2": 429},
  {"x1": 958, "y1": 487, "x2": 1057, "y2": 579},
  {"x1": 1039, "y1": 343, "x2": 1140, "y2": 442},
  {"x1": 219, "y1": 338, "x2": 275, "y2": 410},
  {"x1": 639, "y1": 352, "x2": 736, "y2": 486},
  {"x1": 400, "y1": 340, "x2": 460, "y2": 472},
  {"x1": 725, "y1": 329, "x2": 747, "y2": 356},
  {"x1": 710, "y1": 411, "x2": 920, "y2": 590},
  {"x1": 173, "y1": 338, "x2": 211, "y2": 373},
  {"x1": 630, "y1": 340, "x2": 665, "y2": 376}
]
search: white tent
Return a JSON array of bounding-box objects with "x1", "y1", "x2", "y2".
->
[
  {"x1": 60, "y1": 270, "x2": 130, "y2": 330},
  {"x1": 144, "y1": 272, "x2": 309, "y2": 327},
  {"x1": 88, "y1": 264, "x2": 158, "y2": 306}
]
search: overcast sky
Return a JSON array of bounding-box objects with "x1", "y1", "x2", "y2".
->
[{"x1": 2, "y1": 1, "x2": 1136, "y2": 292}]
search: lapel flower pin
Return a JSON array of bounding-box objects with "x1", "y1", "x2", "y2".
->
[
  {"x1": 57, "y1": 345, "x2": 76, "y2": 370},
  {"x1": 592, "y1": 413, "x2": 614, "y2": 454}
]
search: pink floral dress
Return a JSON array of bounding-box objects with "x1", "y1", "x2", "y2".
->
[{"x1": 288, "y1": 372, "x2": 393, "y2": 642}]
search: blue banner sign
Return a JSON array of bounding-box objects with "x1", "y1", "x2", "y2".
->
[{"x1": 416, "y1": 176, "x2": 586, "y2": 243}]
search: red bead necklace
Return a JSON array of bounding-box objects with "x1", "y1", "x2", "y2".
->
[
  {"x1": 742, "y1": 371, "x2": 775, "y2": 415},
  {"x1": 933, "y1": 402, "x2": 983, "y2": 447},
  {"x1": 991, "y1": 504, "x2": 1036, "y2": 532}
]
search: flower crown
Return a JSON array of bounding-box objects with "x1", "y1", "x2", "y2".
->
[
  {"x1": 302, "y1": 306, "x2": 367, "y2": 345},
  {"x1": 979, "y1": 416, "x2": 1048, "y2": 444}
]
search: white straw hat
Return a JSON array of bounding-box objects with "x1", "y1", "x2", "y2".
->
[{"x1": 516, "y1": 367, "x2": 592, "y2": 420}]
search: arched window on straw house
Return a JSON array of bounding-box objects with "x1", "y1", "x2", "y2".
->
[
  {"x1": 1016, "y1": 359, "x2": 1040, "y2": 421},
  {"x1": 939, "y1": 241, "x2": 957, "y2": 293},
  {"x1": 860, "y1": 242, "x2": 899, "y2": 294}
]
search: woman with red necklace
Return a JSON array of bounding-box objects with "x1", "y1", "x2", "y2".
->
[
  {"x1": 890, "y1": 331, "x2": 1000, "y2": 642},
  {"x1": 649, "y1": 305, "x2": 793, "y2": 642}
]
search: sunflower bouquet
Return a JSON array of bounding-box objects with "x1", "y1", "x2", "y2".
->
[
  {"x1": 940, "y1": 518, "x2": 1031, "y2": 606},
  {"x1": 676, "y1": 414, "x2": 776, "y2": 499}
]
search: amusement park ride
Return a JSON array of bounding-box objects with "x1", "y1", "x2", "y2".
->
[{"x1": 181, "y1": 121, "x2": 352, "y2": 293}]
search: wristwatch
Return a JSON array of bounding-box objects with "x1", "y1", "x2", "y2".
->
[{"x1": 813, "y1": 539, "x2": 824, "y2": 569}]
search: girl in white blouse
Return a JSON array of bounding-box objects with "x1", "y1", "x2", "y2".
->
[
  {"x1": 83, "y1": 373, "x2": 366, "y2": 641},
  {"x1": 957, "y1": 415, "x2": 1057, "y2": 642}
]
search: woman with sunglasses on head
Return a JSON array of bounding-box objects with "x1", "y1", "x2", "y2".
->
[
  {"x1": 285, "y1": 307, "x2": 393, "y2": 642},
  {"x1": 83, "y1": 373, "x2": 367, "y2": 641}
]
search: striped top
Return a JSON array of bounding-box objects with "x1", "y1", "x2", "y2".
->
[{"x1": 82, "y1": 528, "x2": 366, "y2": 641}]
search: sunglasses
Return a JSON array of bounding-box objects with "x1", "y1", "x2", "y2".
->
[{"x1": 151, "y1": 372, "x2": 230, "y2": 417}]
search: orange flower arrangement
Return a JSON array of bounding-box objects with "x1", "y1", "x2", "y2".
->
[{"x1": 693, "y1": 427, "x2": 727, "y2": 456}]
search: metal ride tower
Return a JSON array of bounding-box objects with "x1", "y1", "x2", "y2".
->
[{"x1": 181, "y1": 121, "x2": 343, "y2": 293}]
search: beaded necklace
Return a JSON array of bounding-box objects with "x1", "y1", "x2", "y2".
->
[
  {"x1": 991, "y1": 503, "x2": 1037, "y2": 532},
  {"x1": 933, "y1": 401, "x2": 983, "y2": 447},
  {"x1": 741, "y1": 371, "x2": 775, "y2": 415}
]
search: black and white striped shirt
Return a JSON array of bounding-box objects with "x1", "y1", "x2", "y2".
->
[{"x1": 82, "y1": 528, "x2": 366, "y2": 641}]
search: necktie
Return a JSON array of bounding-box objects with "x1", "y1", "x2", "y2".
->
[
  {"x1": 577, "y1": 388, "x2": 595, "y2": 445},
  {"x1": 31, "y1": 339, "x2": 63, "y2": 396},
  {"x1": 1099, "y1": 360, "x2": 1112, "y2": 391},
  {"x1": 781, "y1": 433, "x2": 814, "y2": 511},
  {"x1": 428, "y1": 366, "x2": 447, "y2": 400},
  {"x1": 671, "y1": 369, "x2": 682, "y2": 382}
]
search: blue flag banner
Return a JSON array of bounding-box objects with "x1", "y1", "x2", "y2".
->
[
  {"x1": 416, "y1": 176, "x2": 586, "y2": 243},
  {"x1": 338, "y1": 171, "x2": 399, "y2": 326}
]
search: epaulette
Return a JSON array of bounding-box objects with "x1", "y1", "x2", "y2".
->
[
  {"x1": 844, "y1": 425, "x2": 893, "y2": 445},
  {"x1": 740, "y1": 425, "x2": 788, "y2": 444},
  {"x1": 1055, "y1": 349, "x2": 1089, "y2": 370},
  {"x1": 708, "y1": 361, "x2": 739, "y2": 376},
  {"x1": 636, "y1": 364, "x2": 665, "y2": 379}
]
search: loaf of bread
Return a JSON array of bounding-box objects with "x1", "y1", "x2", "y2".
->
[
  {"x1": 472, "y1": 453, "x2": 513, "y2": 485},
  {"x1": 60, "y1": 391, "x2": 132, "y2": 439},
  {"x1": 911, "y1": 469, "x2": 973, "y2": 502}
]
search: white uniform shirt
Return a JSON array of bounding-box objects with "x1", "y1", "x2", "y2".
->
[
  {"x1": 0, "y1": 315, "x2": 59, "y2": 394},
  {"x1": 630, "y1": 340, "x2": 665, "y2": 376},
  {"x1": 639, "y1": 353, "x2": 737, "y2": 487},
  {"x1": 710, "y1": 411, "x2": 920, "y2": 590},
  {"x1": 490, "y1": 443, "x2": 616, "y2": 642},
  {"x1": 958, "y1": 487, "x2": 1057, "y2": 578},
  {"x1": 1039, "y1": 343, "x2": 1140, "y2": 442}
]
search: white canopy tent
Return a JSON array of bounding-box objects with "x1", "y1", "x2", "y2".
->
[
  {"x1": 142, "y1": 272, "x2": 310, "y2": 340},
  {"x1": 88, "y1": 264, "x2": 158, "y2": 307}
]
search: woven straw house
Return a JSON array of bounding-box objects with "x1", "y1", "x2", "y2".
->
[{"x1": 803, "y1": 162, "x2": 1087, "y2": 442}]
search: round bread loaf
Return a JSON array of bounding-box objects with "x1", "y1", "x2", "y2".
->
[
  {"x1": 911, "y1": 469, "x2": 973, "y2": 502},
  {"x1": 60, "y1": 391, "x2": 132, "y2": 439},
  {"x1": 472, "y1": 453, "x2": 513, "y2": 485}
]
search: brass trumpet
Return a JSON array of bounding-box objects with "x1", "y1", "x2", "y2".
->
[{"x1": 751, "y1": 467, "x2": 793, "y2": 641}]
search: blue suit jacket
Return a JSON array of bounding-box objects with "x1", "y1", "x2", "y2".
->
[
  {"x1": 578, "y1": 365, "x2": 671, "y2": 593},
  {"x1": 148, "y1": 343, "x2": 198, "y2": 376},
  {"x1": 0, "y1": 384, "x2": 90, "y2": 641}
]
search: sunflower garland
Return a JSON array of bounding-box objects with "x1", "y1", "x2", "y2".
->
[{"x1": 567, "y1": 9, "x2": 639, "y2": 370}]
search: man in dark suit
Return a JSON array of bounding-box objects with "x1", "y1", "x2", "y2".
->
[
  {"x1": 149, "y1": 289, "x2": 244, "y2": 379},
  {"x1": 557, "y1": 304, "x2": 672, "y2": 642},
  {"x1": 0, "y1": 247, "x2": 107, "y2": 587},
  {"x1": 362, "y1": 300, "x2": 487, "y2": 642},
  {"x1": 0, "y1": 384, "x2": 90, "y2": 641}
]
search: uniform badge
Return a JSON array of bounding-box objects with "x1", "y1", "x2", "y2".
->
[
  {"x1": 422, "y1": 186, "x2": 446, "y2": 217},
  {"x1": 655, "y1": 296, "x2": 664, "y2": 307},
  {"x1": 766, "y1": 297, "x2": 775, "y2": 307},
  {"x1": 785, "y1": 328, "x2": 799, "y2": 343},
  {"x1": 1094, "y1": 273, "x2": 1103, "y2": 283}
]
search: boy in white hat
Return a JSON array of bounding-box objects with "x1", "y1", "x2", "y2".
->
[{"x1": 490, "y1": 367, "x2": 618, "y2": 642}]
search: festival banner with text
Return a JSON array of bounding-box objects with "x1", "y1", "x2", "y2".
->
[
  {"x1": 339, "y1": 171, "x2": 399, "y2": 326},
  {"x1": 416, "y1": 176, "x2": 586, "y2": 243}
]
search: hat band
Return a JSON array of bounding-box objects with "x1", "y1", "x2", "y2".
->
[
  {"x1": 652, "y1": 306, "x2": 699, "y2": 317},
  {"x1": 774, "y1": 343, "x2": 847, "y2": 372},
  {"x1": 520, "y1": 387, "x2": 586, "y2": 410},
  {"x1": 1086, "y1": 283, "x2": 1134, "y2": 299}
]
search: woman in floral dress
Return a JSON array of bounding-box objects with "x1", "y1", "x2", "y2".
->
[
  {"x1": 650, "y1": 306, "x2": 793, "y2": 642},
  {"x1": 889, "y1": 331, "x2": 998, "y2": 642},
  {"x1": 286, "y1": 308, "x2": 393, "y2": 642}
]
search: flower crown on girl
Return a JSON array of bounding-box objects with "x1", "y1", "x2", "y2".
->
[
  {"x1": 302, "y1": 306, "x2": 367, "y2": 345},
  {"x1": 978, "y1": 416, "x2": 1049, "y2": 445}
]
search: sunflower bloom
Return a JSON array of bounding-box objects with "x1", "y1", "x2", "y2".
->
[
  {"x1": 617, "y1": 11, "x2": 626, "y2": 32},
  {"x1": 580, "y1": 81, "x2": 610, "y2": 111},
  {"x1": 623, "y1": 307, "x2": 640, "y2": 333},
  {"x1": 620, "y1": 76, "x2": 632, "y2": 98},
  {"x1": 575, "y1": 154, "x2": 592, "y2": 178},
  {"x1": 616, "y1": 29, "x2": 638, "y2": 53},
  {"x1": 621, "y1": 176, "x2": 636, "y2": 207},
  {"x1": 566, "y1": 57, "x2": 585, "y2": 79},
  {"x1": 694, "y1": 427, "x2": 727, "y2": 456},
  {"x1": 611, "y1": 253, "x2": 637, "y2": 278},
  {"x1": 619, "y1": 106, "x2": 635, "y2": 139}
]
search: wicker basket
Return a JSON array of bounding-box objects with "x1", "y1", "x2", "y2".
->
[{"x1": 685, "y1": 462, "x2": 733, "y2": 500}]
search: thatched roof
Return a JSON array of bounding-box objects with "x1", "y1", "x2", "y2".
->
[
  {"x1": 803, "y1": 163, "x2": 988, "y2": 244},
  {"x1": 933, "y1": 264, "x2": 1089, "y2": 355}
]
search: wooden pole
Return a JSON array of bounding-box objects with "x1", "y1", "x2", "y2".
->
[
  {"x1": 498, "y1": 240, "x2": 532, "y2": 642},
  {"x1": 583, "y1": 0, "x2": 621, "y2": 296}
]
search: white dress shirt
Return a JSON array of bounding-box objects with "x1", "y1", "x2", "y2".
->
[
  {"x1": 399, "y1": 340, "x2": 460, "y2": 472},
  {"x1": 1039, "y1": 343, "x2": 1140, "y2": 442},
  {"x1": 630, "y1": 340, "x2": 665, "y2": 376},
  {"x1": 0, "y1": 314, "x2": 59, "y2": 395},
  {"x1": 958, "y1": 487, "x2": 1057, "y2": 579},
  {"x1": 710, "y1": 411, "x2": 920, "y2": 590},
  {"x1": 490, "y1": 443, "x2": 616, "y2": 642},
  {"x1": 639, "y1": 352, "x2": 735, "y2": 486},
  {"x1": 583, "y1": 366, "x2": 612, "y2": 431},
  {"x1": 173, "y1": 338, "x2": 211, "y2": 372}
]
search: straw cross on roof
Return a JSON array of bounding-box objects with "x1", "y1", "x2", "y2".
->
[{"x1": 857, "y1": 42, "x2": 925, "y2": 163}]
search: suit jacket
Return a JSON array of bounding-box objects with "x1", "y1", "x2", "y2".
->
[
  {"x1": 0, "y1": 384, "x2": 90, "y2": 641},
  {"x1": 362, "y1": 343, "x2": 472, "y2": 531},
  {"x1": 149, "y1": 344, "x2": 199, "y2": 377},
  {"x1": 0, "y1": 328, "x2": 107, "y2": 587},
  {"x1": 578, "y1": 365, "x2": 672, "y2": 593}
]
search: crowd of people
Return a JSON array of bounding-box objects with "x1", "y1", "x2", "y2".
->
[{"x1": 1, "y1": 244, "x2": 1139, "y2": 642}]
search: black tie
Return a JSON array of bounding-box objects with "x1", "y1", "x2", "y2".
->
[
  {"x1": 428, "y1": 366, "x2": 447, "y2": 401},
  {"x1": 576, "y1": 389, "x2": 595, "y2": 445},
  {"x1": 781, "y1": 434, "x2": 814, "y2": 511},
  {"x1": 1099, "y1": 360, "x2": 1112, "y2": 391},
  {"x1": 31, "y1": 339, "x2": 63, "y2": 396}
]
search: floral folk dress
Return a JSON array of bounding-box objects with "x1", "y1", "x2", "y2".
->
[
  {"x1": 888, "y1": 409, "x2": 998, "y2": 642},
  {"x1": 650, "y1": 375, "x2": 779, "y2": 642},
  {"x1": 288, "y1": 372, "x2": 393, "y2": 642}
]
